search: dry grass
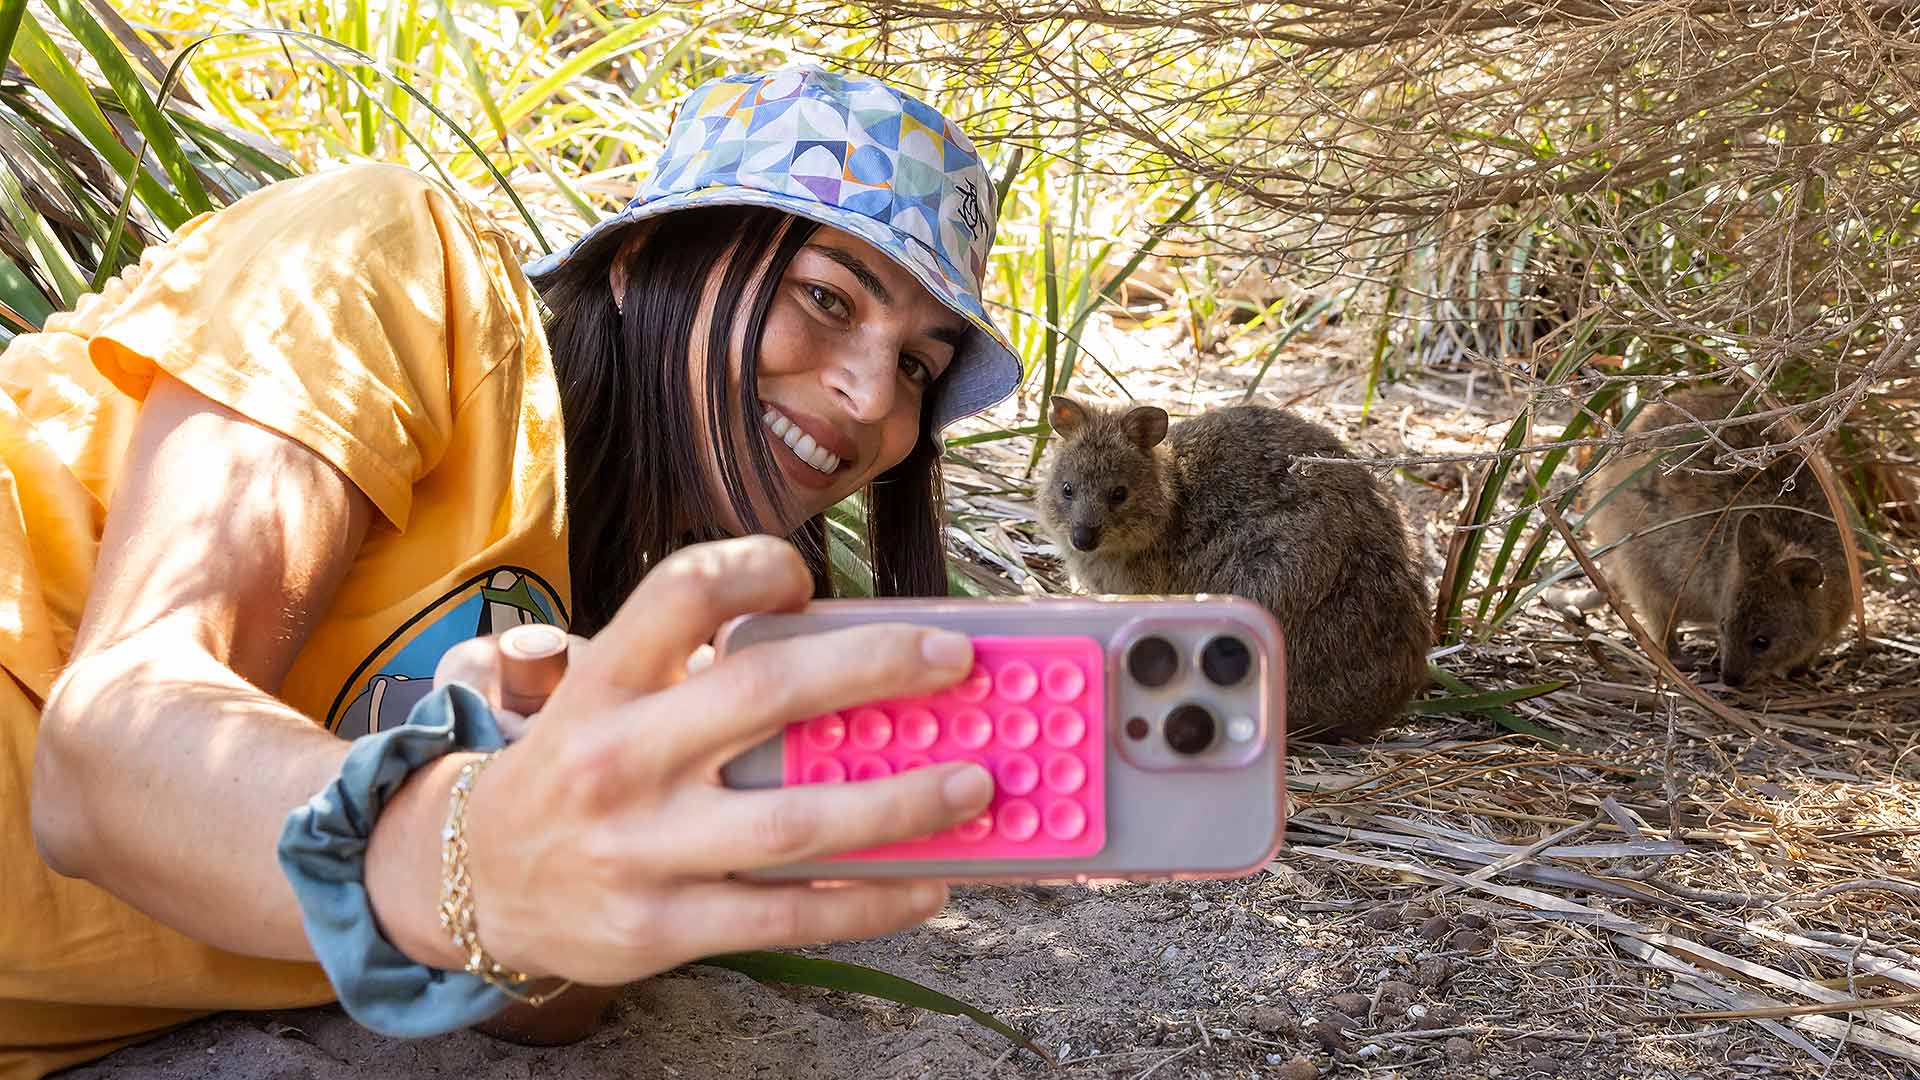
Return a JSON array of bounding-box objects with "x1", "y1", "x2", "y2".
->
[{"x1": 941, "y1": 303, "x2": 1920, "y2": 1074}]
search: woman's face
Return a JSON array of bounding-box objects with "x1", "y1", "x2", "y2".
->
[{"x1": 694, "y1": 223, "x2": 969, "y2": 534}]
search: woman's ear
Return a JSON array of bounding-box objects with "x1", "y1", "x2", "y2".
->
[{"x1": 606, "y1": 225, "x2": 655, "y2": 315}]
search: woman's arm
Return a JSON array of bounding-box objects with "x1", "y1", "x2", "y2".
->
[
  {"x1": 29, "y1": 371, "x2": 402, "y2": 962},
  {"x1": 30, "y1": 373, "x2": 1000, "y2": 992}
]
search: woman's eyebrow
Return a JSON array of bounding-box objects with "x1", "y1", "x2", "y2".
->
[
  {"x1": 806, "y1": 244, "x2": 971, "y2": 350},
  {"x1": 928, "y1": 324, "x2": 969, "y2": 351},
  {"x1": 807, "y1": 245, "x2": 894, "y2": 307}
]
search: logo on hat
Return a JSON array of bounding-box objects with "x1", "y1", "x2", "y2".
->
[{"x1": 955, "y1": 178, "x2": 985, "y2": 236}]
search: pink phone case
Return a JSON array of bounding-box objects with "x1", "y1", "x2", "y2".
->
[{"x1": 715, "y1": 595, "x2": 1288, "y2": 885}]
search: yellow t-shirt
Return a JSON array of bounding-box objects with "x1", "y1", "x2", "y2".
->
[{"x1": 0, "y1": 164, "x2": 569, "y2": 1079}]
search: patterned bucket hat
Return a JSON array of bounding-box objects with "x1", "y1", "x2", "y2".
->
[{"x1": 523, "y1": 65, "x2": 1022, "y2": 434}]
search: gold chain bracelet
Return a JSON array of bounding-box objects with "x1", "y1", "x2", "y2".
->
[{"x1": 438, "y1": 751, "x2": 572, "y2": 1007}]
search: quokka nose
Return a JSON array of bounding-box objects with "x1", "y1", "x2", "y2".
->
[{"x1": 1070, "y1": 526, "x2": 1100, "y2": 551}]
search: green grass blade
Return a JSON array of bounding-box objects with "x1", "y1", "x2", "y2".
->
[
  {"x1": 1435, "y1": 409, "x2": 1529, "y2": 642},
  {"x1": 946, "y1": 560, "x2": 991, "y2": 597},
  {"x1": 1025, "y1": 213, "x2": 1061, "y2": 476},
  {"x1": 0, "y1": 157, "x2": 89, "y2": 306},
  {"x1": 696, "y1": 952, "x2": 1052, "y2": 1064},
  {"x1": 1361, "y1": 281, "x2": 1401, "y2": 419},
  {"x1": 0, "y1": 253, "x2": 54, "y2": 331},
  {"x1": 1062, "y1": 184, "x2": 1204, "y2": 347},
  {"x1": 45, "y1": 0, "x2": 213, "y2": 213},
  {"x1": 1405, "y1": 679, "x2": 1565, "y2": 715},
  {"x1": 942, "y1": 423, "x2": 1047, "y2": 448},
  {"x1": 435, "y1": 1, "x2": 513, "y2": 154},
  {"x1": 1422, "y1": 666, "x2": 1561, "y2": 742},
  {"x1": 1241, "y1": 292, "x2": 1340, "y2": 403},
  {"x1": 0, "y1": 0, "x2": 25, "y2": 69},
  {"x1": 498, "y1": 15, "x2": 661, "y2": 127}
]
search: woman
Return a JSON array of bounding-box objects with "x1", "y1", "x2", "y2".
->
[{"x1": 0, "y1": 66, "x2": 1020, "y2": 1077}]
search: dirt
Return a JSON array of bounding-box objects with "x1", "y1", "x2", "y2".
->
[{"x1": 63, "y1": 872, "x2": 1893, "y2": 1078}]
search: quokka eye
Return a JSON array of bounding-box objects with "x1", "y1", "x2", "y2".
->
[
  {"x1": 1108, "y1": 485, "x2": 1129, "y2": 504},
  {"x1": 1750, "y1": 635, "x2": 1771, "y2": 653},
  {"x1": 1061, "y1": 482, "x2": 1075, "y2": 500}
]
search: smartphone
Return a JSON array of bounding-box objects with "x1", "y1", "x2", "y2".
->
[{"x1": 715, "y1": 595, "x2": 1287, "y2": 884}]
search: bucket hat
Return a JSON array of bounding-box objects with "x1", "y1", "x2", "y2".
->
[{"x1": 523, "y1": 65, "x2": 1021, "y2": 433}]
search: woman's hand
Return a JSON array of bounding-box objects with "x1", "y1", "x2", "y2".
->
[{"x1": 374, "y1": 536, "x2": 991, "y2": 988}]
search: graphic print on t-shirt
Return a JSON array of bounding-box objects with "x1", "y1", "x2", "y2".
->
[{"x1": 326, "y1": 567, "x2": 568, "y2": 737}]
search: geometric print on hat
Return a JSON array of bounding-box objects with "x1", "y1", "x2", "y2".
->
[
  {"x1": 640, "y1": 66, "x2": 1000, "y2": 298},
  {"x1": 518, "y1": 63, "x2": 1024, "y2": 435}
]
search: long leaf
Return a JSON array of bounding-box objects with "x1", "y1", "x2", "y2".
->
[
  {"x1": 1061, "y1": 184, "x2": 1205, "y2": 347},
  {"x1": 498, "y1": 15, "x2": 661, "y2": 128},
  {"x1": 696, "y1": 951, "x2": 1053, "y2": 1064},
  {"x1": 0, "y1": 251, "x2": 54, "y2": 330},
  {"x1": 1423, "y1": 666, "x2": 1561, "y2": 742},
  {"x1": 11, "y1": 12, "x2": 190, "y2": 230},
  {"x1": 46, "y1": 0, "x2": 212, "y2": 214},
  {"x1": 436, "y1": 2, "x2": 512, "y2": 155},
  {"x1": 1405, "y1": 679, "x2": 1565, "y2": 715},
  {"x1": 0, "y1": 156, "x2": 88, "y2": 305},
  {"x1": 0, "y1": 0, "x2": 24, "y2": 70},
  {"x1": 1435, "y1": 409, "x2": 1530, "y2": 642},
  {"x1": 1242, "y1": 292, "x2": 1340, "y2": 403}
]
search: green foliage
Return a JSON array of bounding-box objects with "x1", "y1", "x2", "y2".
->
[{"x1": 698, "y1": 951, "x2": 1051, "y2": 1063}]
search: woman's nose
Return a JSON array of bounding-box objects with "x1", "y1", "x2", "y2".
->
[{"x1": 823, "y1": 344, "x2": 898, "y2": 423}]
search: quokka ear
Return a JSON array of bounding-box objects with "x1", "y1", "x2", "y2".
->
[
  {"x1": 1734, "y1": 512, "x2": 1774, "y2": 568},
  {"x1": 1777, "y1": 555, "x2": 1824, "y2": 592},
  {"x1": 1122, "y1": 405, "x2": 1169, "y2": 450},
  {"x1": 1049, "y1": 395, "x2": 1090, "y2": 439}
]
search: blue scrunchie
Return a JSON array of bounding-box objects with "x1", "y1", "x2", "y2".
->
[{"x1": 277, "y1": 681, "x2": 516, "y2": 1037}]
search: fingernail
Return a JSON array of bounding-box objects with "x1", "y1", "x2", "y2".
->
[
  {"x1": 942, "y1": 763, "x2": 994, "y2": 812},
  {"x1": 921, "y1": 629, "x2": 972, "y2": 671}
]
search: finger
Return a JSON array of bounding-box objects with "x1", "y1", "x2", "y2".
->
[
  {"x1": 651, "y1": 880, "x2": 949, "y2": 965},
  {"x1": 498, "y1": 624, "x2": 572, "y2": 714},
  {"x1": 640, "y1": 623, "x2": 975, "y2": 772},
  {"x1": 561, "y1": 537, "x2": 812, "y2": 709},
  {"x1": 674, "y1": 762, "x2": 994, "y2": 874},
  {"x1": 433, "y1": 634, "x2": 505, "y2": 700},
  {"x1": 432, "y1": 635, "x2": 531, "y2": 734}
]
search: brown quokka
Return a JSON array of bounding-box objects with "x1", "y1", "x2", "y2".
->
[
  {"x1": 1038, "y1": 396, "x2": 1432, "y2": 742},
  {"x1": 1584, "y1": 387, "x2": 1851, "y2": 686}
]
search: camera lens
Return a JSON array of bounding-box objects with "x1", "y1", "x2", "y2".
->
[
  {"x1": 1163, "y1": 704, "x2": 1217, "y2": 755},
  {"x1": 1200, "y1": 635, "x2": 1253, "y2": 687},
  {"x1": 1126, "y1": 635, "x2": 1179, "y2": 688}
]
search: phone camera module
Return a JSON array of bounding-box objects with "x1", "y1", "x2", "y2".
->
[
  {"x1": 1200, "y1": 635, "x2": 1253, "y2": 687},
  {"x1": 1163, "y1": 704, "x2": 1218, "y2": 755},
  {"x1": 1126, "y1": 635, "x2": 1180, "y2": 689}
]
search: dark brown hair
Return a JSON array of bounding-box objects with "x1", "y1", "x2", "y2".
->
[{"x1": 539, "y1": 207, "x2": 948, "y2": 635}]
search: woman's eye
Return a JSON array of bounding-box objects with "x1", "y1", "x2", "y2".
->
[
  {"x1": 899, "y1": 354, "x2": 932, "y2": 385},
  {"x1": 1108, "y1": 485, "x2": 1128, "y2": 504},
  {"x1": 806, "y1": 284, "x2": 848, "y2": 318}
]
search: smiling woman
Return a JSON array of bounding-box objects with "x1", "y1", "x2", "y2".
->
[
  {"x1": 1, "y1": 65, "x2": 1021, "y2": 1078},
  {"x1": 538, "y1": 196, "x2": 988, "y2": 634}
]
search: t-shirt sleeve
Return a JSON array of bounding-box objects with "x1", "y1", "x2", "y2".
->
[{"x1": 86, "y1": 164, "x2": 526, "y2": 530}]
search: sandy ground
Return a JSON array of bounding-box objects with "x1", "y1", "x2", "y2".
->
[
  {"x1": 62, "y1": 320, "x2": 1918, "y2": 1080},
  {"x1": 58, "y1": 874, "x2": 1905, "y2": 1079}
]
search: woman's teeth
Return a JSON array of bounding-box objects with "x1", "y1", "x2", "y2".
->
[{"x1": 762, "y1": 407, "x2": 842, "y2": 475}]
